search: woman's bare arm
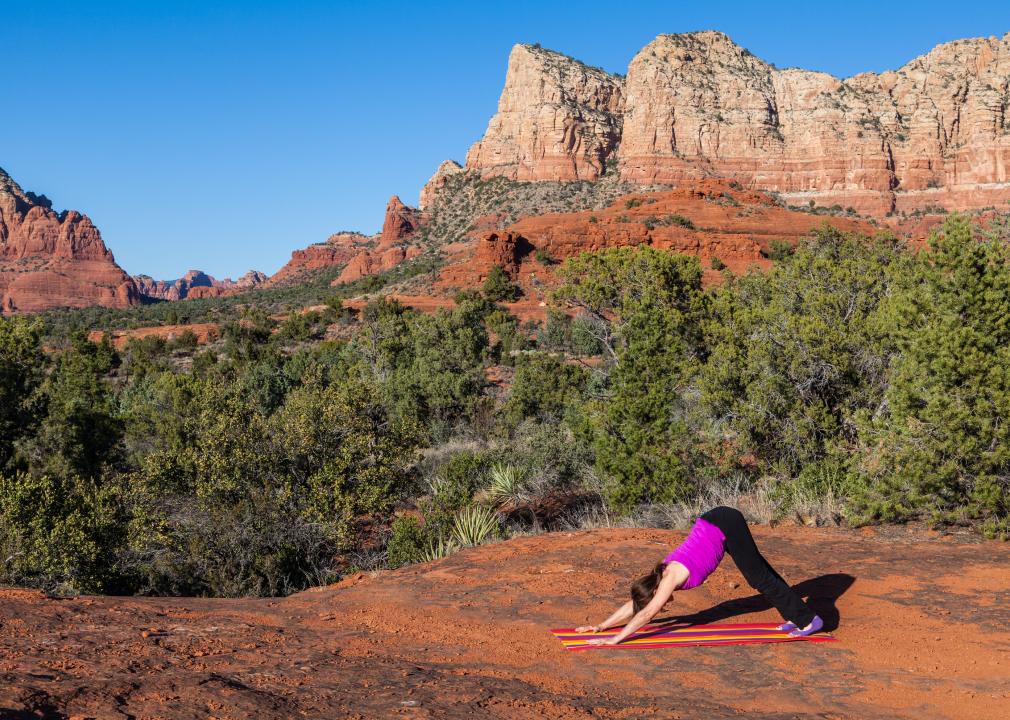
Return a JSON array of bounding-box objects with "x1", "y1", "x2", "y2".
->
[
  {"x1": 575, "y1": 600, "x2": 634, "y2": 633},
  {"x1": 587, "y1": 564, "x2": 685, "y2": 646}
]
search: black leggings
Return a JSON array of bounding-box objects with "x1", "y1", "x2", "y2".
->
[{"x1": 701, "y1": 506, "x2": 816, "y2": 627}]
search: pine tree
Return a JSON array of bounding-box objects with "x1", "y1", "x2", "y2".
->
[
  {"x1": 850, "y1": 215, "x2": 1010, "y2": 535},
  {"x1": 555, "y1": 247, "x2": 706, "y2": 511}
]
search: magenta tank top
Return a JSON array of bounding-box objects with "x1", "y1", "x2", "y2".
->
[{"x1": 663, "y1": 517, "x2": 726, "y2": 590}]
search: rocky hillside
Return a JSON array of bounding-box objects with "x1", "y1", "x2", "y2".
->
[
  {"x1": 435, "y1": 178, "x2": 875, "y2": 297},
  {"x1": 3, "y1": 524, "x2": 1008, "y2": 719},
  {"x1": 0, "y1": 168, "x2": 139, "y2": 313},
  {"x1": 452, "y1": 32, "x2": 1010, "y2": 215}
]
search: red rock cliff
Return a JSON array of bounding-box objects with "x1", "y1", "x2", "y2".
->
[
  {"x1": 0, "y1": 168, "x2": 139, "y2": 313},
  {"x1": 460, "y1": 32, "x2": 1010, "y2": 215},
  {"x1": 465, "y1": 44, "x2": 624, "y2": 183}
]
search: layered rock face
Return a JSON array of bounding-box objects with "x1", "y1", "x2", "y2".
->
[
  {"x1": 463, "y1": 32, "x2": 1010, "y2": 215},
  {"x1": 465, "y1": 44, "x2": 624, "y2": 183},
  {"x1": 0, "y1": 168, "x2": 139, "y2": 313}
]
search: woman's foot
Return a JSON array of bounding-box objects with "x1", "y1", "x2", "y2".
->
[
  {"x1": 788, "y1": 615, "x2": 824, "y2": 637},
  {"x1": 776, "y1": 621, "x2": 796, "y2": 632}
]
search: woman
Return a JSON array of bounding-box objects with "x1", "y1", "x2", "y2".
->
[{"x1": 577, "y1": 506, "x2": 823, "y2": 646}]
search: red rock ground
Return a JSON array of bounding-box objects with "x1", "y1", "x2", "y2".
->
[{"x1": 3, "y1": 524, "x2": 1008, "y2": 719}]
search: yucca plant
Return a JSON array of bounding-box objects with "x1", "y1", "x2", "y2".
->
[
  {"x1": 451, "y1": 504, "x2": 501, "y2": 546},
  {"x1": 484, "y1": 463, "x2": 529, "y2": 510},
  {"x1": 420, "y1": 536, "x2": 459, "y2": 563},
  {"x1": 425, "y1": 475, "x2": 452, "y2": 499}
]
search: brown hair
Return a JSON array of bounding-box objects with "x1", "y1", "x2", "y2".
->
[{"x1": 631, "y1": 562, "x2": 666, "y2": 614}]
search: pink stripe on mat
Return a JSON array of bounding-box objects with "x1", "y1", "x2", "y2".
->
[{"x1": 551, "y1": 622, "x2": 836, "y2": 651}]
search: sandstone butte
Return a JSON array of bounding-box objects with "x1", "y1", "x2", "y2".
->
[
  {"x1": 446, "y1": 31, "x2": 1010, "y2": 216},
  {"x1": 0, "y1": 167, "x2": 139, "y2": 314},
  {"x1": 3, "y1": 523, "x2": 1010, "y2": 719}
]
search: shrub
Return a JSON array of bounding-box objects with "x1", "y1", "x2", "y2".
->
[
  {"x1": 0, "y1": 472, "x2": 125, "y2": 594},
  {"x1": 420, "y1": 536, "x2": 459, "y2": 563},
  {"x1": 483, "y1": 265, "x2": 519, "y2": 302},
  {"x1": 534, "y1": 248, "x2": 558, "y2": 265},
  {"x1": 710, "y1": 256, "x2": 727, "y2": 271},
  {"x1": 763, "y1": 239, "x2": 796, "y2": 261},
  {"x1": 386, "y1": 515, "x2": 430, "y2": 568},
  {"x1": 484, "y1": 463, "x2": 530, "y2": 509},
  {"x1": 847, "y1": 215, "x2": 1010, "y2": 528},
  {"x1": 699, "y1": 227, "x2": 908, "y2": 478},
  {"x1": 667, "y1": 214, "x2": 695, "y2": 229},
  {"x1": 0, "y1": 316, "x2": 45, "y2": 472},
  {"x1": 503, "y1": 352, "x2": 589, "y2": 425}
]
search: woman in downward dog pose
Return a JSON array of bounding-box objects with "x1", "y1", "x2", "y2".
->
[{"x1": 578, "y1": 506, "x2": 823, "y2": 646}]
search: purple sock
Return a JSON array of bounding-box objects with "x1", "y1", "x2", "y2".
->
[
  {"x1": 777, "y1": 621, "x2": 796, "y2": 632},
  {"x1": 788, "y1": 615, "x2": 824, "y2": 637}
]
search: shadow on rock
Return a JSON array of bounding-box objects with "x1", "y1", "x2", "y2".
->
[{"x1": 654, "y1": 573, "x2": 855, "y2": 633}]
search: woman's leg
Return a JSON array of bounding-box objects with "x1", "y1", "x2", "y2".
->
[{"x1": 701, "y1": 507, "x2": 817, "y2": 628}]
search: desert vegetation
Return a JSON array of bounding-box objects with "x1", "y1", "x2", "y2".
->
[{"x1": 2, "y1": 214, "x2": 1009, "y2": 597}]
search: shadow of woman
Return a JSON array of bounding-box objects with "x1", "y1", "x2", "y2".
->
[{"x1": 649, "y1": 573, "x2": 855, "y2": 634}]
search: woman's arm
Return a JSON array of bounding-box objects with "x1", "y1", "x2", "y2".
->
[
  {"x1": 587, "y1": 566, "x2": 684, "y2": 646},
  {"x1": 575, "y1": 600, "x2": 634, "y2": 633}
]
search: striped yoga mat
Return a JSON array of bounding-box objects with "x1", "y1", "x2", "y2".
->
[{"x1": 552, "y1": 622, "x2": 836, "y2": 650}]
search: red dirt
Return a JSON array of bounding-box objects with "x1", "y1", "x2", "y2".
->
[
  {"x1": 342, "y1": 294, "x2": 551, "y2": 323},
  {"x1": 3, "y1": 524, "x2": 1008, "y2": 719},
  {"x1": 87, "y1": 323, "x2": 220, "y2": 350}
]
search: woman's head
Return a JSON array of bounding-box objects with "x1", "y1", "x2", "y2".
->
[{"x1": 631, "y1": 562, "x2": 666, "y2": 614}]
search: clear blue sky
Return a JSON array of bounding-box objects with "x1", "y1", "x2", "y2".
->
[{"x1": 4, "y1": 1, "x2": 1009, "y2": 280}]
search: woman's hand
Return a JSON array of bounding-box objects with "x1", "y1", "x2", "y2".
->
[
  {"x1": 585, "y1": 636, "x2": 619, "y2": 646},
  {"x1": 574, "y1": 625, "x2": 600, "y2": 633}
]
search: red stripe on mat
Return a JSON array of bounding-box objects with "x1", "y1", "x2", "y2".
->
[{"x1": 551, "y1": 623, "x2": 836, "y2": 650}]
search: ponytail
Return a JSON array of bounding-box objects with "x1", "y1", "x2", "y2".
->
[{"x1": 630, "y1": 562, "x2": 666, "y2": 614}]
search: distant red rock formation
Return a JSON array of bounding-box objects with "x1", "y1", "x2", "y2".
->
[
  {"x1": 332, "y1": 196, "x2": 426, "y2": 285},
  {"x1": 266, "y1": 232, "x2": 374, "y2": 287},
  {"x1": 335, "y1": 245, "x2": 422, "y2": 284},
  {"x1": 0, "y1": 167, "x2": 139, "y2": 314},
  {"x1": 133, "y1": 269, "x2": 268, "y2": 301}
]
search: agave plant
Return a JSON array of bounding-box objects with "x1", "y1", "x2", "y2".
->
[
  {"x1": 484, "y1": 463, "x2": 530, "y2": 510},
  {"x1": 420, "y1": 536, "x2": 459, "y2": 563},
  {"x1": 451, "y1": 504, "x2": 501, "y2": 546}
]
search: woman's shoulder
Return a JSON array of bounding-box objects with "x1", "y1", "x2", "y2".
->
[{"x1": 662, "y1": 559, "x2": 691, "y2": 587}]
